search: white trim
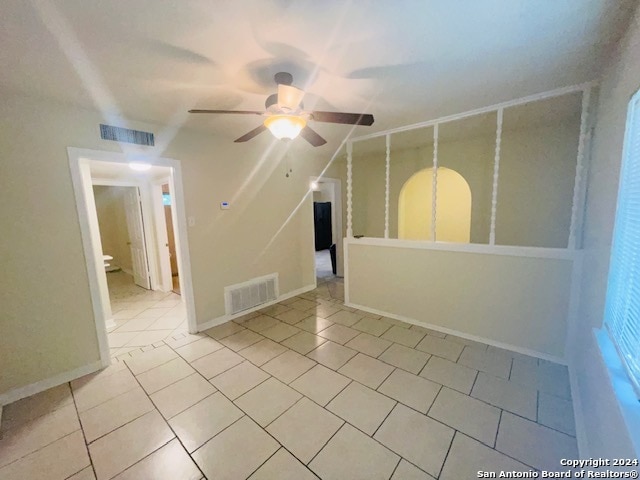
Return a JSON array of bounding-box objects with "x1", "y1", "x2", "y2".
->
[
  {"x1": 431, "y1": 124, "x2": 439, "y2": 241},
  {"x1": 350, "y1": 81, "x2": 595, "y2": 143},
  {"x1": 91, "y1": 178, "x2": 144, "y2": 187},
  {"x1": 0, "y1": 360, "x2": 103, "y2": 406},
  {"x1": 384, "y1": 134, "x2": 391, "y2": 239},
  {"x1": 569, "y1": 364, "x2": 589, "y2": 457},
  {"x1": 346, "y1": 301, "x2": 566, "y2": 364},
  {"x1": 198, "y1": 283, "x2": 316, "y2": 331},
  {"x1": 343, "y1": 236, "x2": 351, "y2": 305},
  {"x1": 68, "y1": 155, "x2": 111, "y2": 367},
  {"x1": 346, "y1": 142, "x2": 353, "y2": 238},
  {"x1": 346, "y1": 236, "x2": 576, "y2": 260},
  {"x1": 489, "y1": 108, "x2": 503, "y2": 245},
  {"x1": 568, "y1": 87, "x2": 591, "y2": 249}
]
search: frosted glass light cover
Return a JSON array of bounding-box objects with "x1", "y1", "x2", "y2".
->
[{"x1": 264, "y1": 115, "x2": 306, "y2": 139}]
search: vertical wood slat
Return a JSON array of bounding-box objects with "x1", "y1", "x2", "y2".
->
[
  {"x1": 384, "y1": 134, "x2": 391, "y2": 239},
  {"x1": 347, "y1": 141, "x2": 353, "y2": 238},
  {"x1": 431, "y1": 124, "x2": 439, "y2": 241},
  {"x1": 568, "y1": 87, "x2": 591, "y2": 250},
  {"x1": 489, "y1": 108, "x2": 504, "y2": 245}
]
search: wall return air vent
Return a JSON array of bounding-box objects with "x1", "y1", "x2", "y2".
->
[
  {"x1": 224, "y1": 274, "x2": 279, "y2": 316},
  {"x1": 99, "y1": 124, "x2": 155, "y2": 146}
]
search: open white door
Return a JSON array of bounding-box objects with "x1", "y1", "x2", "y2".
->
[{"x1": 124, "y1": 187, "x2": 151, "y2": 289}]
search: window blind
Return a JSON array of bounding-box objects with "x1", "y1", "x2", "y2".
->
[{"x1": 604, "y1": 89, "x2": 640, "y2": 394}]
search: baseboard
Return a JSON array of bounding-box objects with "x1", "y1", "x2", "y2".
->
[
  {"x1": 197, "y1": 283, "x2": 317, "y2": 332},
  {"x1": 568, "y1": 364, "x2": 589, "y2": 457},
  {"x1": 346, "y1": 301, "x2": 566, "y2": 365},
  {"x1": 0, "y1": 360, "x2": 103, "y2": 406}
]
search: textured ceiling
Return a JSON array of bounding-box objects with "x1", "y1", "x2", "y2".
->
[{"x1": 1, "y1": 0, "x2": 635, "y2": 151}]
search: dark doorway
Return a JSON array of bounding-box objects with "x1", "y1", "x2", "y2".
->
[{"x1": 314, "y1": 202, "x2": 332, "y2": 251}]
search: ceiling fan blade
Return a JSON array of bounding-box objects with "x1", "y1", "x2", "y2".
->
[
  {"x1": 277, "y1": 84, "x2": 305, "y2": 111},
  {"x1": 234, "y1": 124, "x2": 267, "y2": 143},
  {"x1": 299, "y1": 126, "x2": 327, "y2": 147},
  {"x1": 310, "y1": 111, "x2": 374, "y2": 126},
  {"x1": 189, "y1": 109, "x2": 263, "y2": 115}
]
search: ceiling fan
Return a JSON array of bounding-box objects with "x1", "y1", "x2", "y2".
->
[{"x1": 188, "y1": 72, "x2": 374, "y2": 147}]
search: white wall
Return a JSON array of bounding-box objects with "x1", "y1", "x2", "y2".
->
[
  {"x1": 572, "y1": 8, "x2": 640, "y2": 458},
  {"x1": 0, "y1": 92, "x2": 329, "y2": 397}
]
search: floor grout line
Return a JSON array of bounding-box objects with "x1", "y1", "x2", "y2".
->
[
  {"x1": 69, "y1": 382, "x2": 98, "y2": 480},
  {"x1": 123, "y1": 358, "x2": 208, "y2": 480},
  {"x1": 6, "y1": 278, "x2": 578, "y2": 480}
]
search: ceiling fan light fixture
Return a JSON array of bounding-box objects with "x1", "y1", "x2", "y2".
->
[{"x1": 264, "y1": 115, "x2": 306, "y2": 140}]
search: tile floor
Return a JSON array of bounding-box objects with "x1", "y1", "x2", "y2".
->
[
  {"x1": 106, "y1": 271, "x2": 188, "y2": 358},
  {"x1": 0, "y1": 278, "x2": 578, "y2": 479},
  {"x1": 315, "y1": 249, "x2": 335, "y2": 284}
]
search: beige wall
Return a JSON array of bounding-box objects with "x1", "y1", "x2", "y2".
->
[
  {"x1": 349, "y1": 120, "x2": 580, "y2": 248},
  {"x1": 93, "y1": 185, "x2": 133, "y2": 272},
  {"x1": 0, "y1": 92, "x2": 327, "y2": 396},
  {"x1": 572, "y1": 8, "x2": 640, "y2": 458},
  {"x1": 497, "y1": 123, "x2": 579, "y2": 248},
  {"x1": 347, "y1": 242, "x2": 573, "y2": 358}
]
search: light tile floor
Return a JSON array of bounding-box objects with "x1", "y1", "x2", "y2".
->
[
  {"x1": 106, "y1": 271, "x2": 188, "y2": 358},
  {"x1": 315, "y1": 249, "x2": 335, "y2": 284},
  {"x1": 0, "y1": 278, "x2": 578, "y2": 479}
]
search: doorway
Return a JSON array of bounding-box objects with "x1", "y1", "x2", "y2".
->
[
  {"x1": 310, "y1": 177, "x2": 343, "y2": 284},
  {"x1": 69, "y1": 148, "x2": 196, "y2": 366}
]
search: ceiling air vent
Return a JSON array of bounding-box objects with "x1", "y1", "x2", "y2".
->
[{"x1": 99, "y1": 124, "x2": 155, "y2": 146}]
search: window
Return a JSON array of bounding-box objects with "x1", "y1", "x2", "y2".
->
[{"x1": 604, "y1": 89, "x2": 640, "y2": 393}]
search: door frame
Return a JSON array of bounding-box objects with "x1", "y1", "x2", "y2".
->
[
  {"x1": 309, "y1": 176, "x2": 343, "y2": 278},
  {"x1": 151, "y1": 176, "x2": 177, "y2": 292},
  {"x1": 68, "y1": 147, "x2": 197, "y2": 367}
]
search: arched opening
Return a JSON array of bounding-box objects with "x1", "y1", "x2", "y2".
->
[{"x1": 398, "y1": 167, "x2": 472, "y2": 242}]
